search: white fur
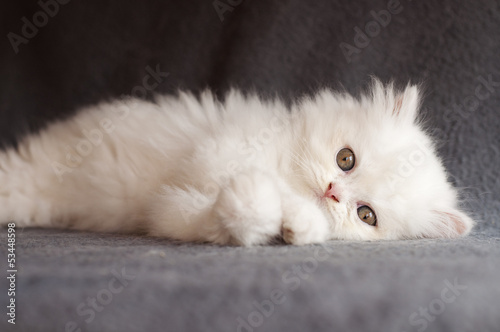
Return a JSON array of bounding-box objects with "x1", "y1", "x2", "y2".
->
[{"x1": 0, "y1": 80, "x2": 474, "y2": 245}]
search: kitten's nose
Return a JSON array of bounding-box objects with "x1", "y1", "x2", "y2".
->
[{"x1": 324, "y1": 183, "x2": 340, "y2": 202}]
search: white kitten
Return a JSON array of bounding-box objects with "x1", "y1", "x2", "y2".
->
[{"x1": 0, "y1": 79, "x2": 474, "y2": 245}]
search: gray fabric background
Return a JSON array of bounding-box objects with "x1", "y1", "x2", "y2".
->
[{"x1": 1, "y1": 0, "x2": 499, "y2": 331}]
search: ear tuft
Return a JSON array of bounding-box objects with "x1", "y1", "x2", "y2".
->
[
  {"x1": 392, "y1": 85, "x2": 420, "y2": 122},
  {"x1": 425, "y1": 210, "x2": 475, "y2": 239},
  {"x1": 393, "y1": 96, "x2": 404, "y2": 116}
]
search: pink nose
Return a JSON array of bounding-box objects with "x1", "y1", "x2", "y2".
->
[{"x1": 324, "y1": 183, "x2": 340, "y2": 202}]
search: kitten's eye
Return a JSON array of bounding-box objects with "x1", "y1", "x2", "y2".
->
[
  {"x1": 336, "y1": 148, "x2": 355, "y2": 171},
  {"x1": 357, "y1": 205, "x2": 377, "y2": 226}
]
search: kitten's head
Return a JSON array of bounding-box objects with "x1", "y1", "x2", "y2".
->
[{"x1": 291, "y1": 79, "x2": 474, "y2": 241}]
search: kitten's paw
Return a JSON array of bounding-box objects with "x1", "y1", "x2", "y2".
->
[
  {"x1": 282, "y1": 201, "x2": 329, "y2": 245},
  {"x1": 213, "y1": 171, "x2": 282, "y2": 246}
]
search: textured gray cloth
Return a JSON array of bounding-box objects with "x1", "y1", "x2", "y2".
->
[{"x1": 1, "y1": 0, "x2": 500, "y2": 331}]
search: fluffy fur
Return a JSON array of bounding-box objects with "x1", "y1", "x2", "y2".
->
[{"x1": 0, "y1": 80, "x2": 474, "y2": 245}]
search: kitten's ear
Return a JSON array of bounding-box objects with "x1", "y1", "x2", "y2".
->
[
  {"x1": 392, "y1": 85, "x2": 420, "y2": 123},
  {"x1": 424, "y1": 209, "x2": 475, "y2": 238}
]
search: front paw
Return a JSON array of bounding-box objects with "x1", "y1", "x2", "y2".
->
[
  {"x1": 213, "y1": 171, "x2": 283, "y2": 246},
  {"x1": 282, "y1": 201, "x2": 329, "y2": 245}
]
